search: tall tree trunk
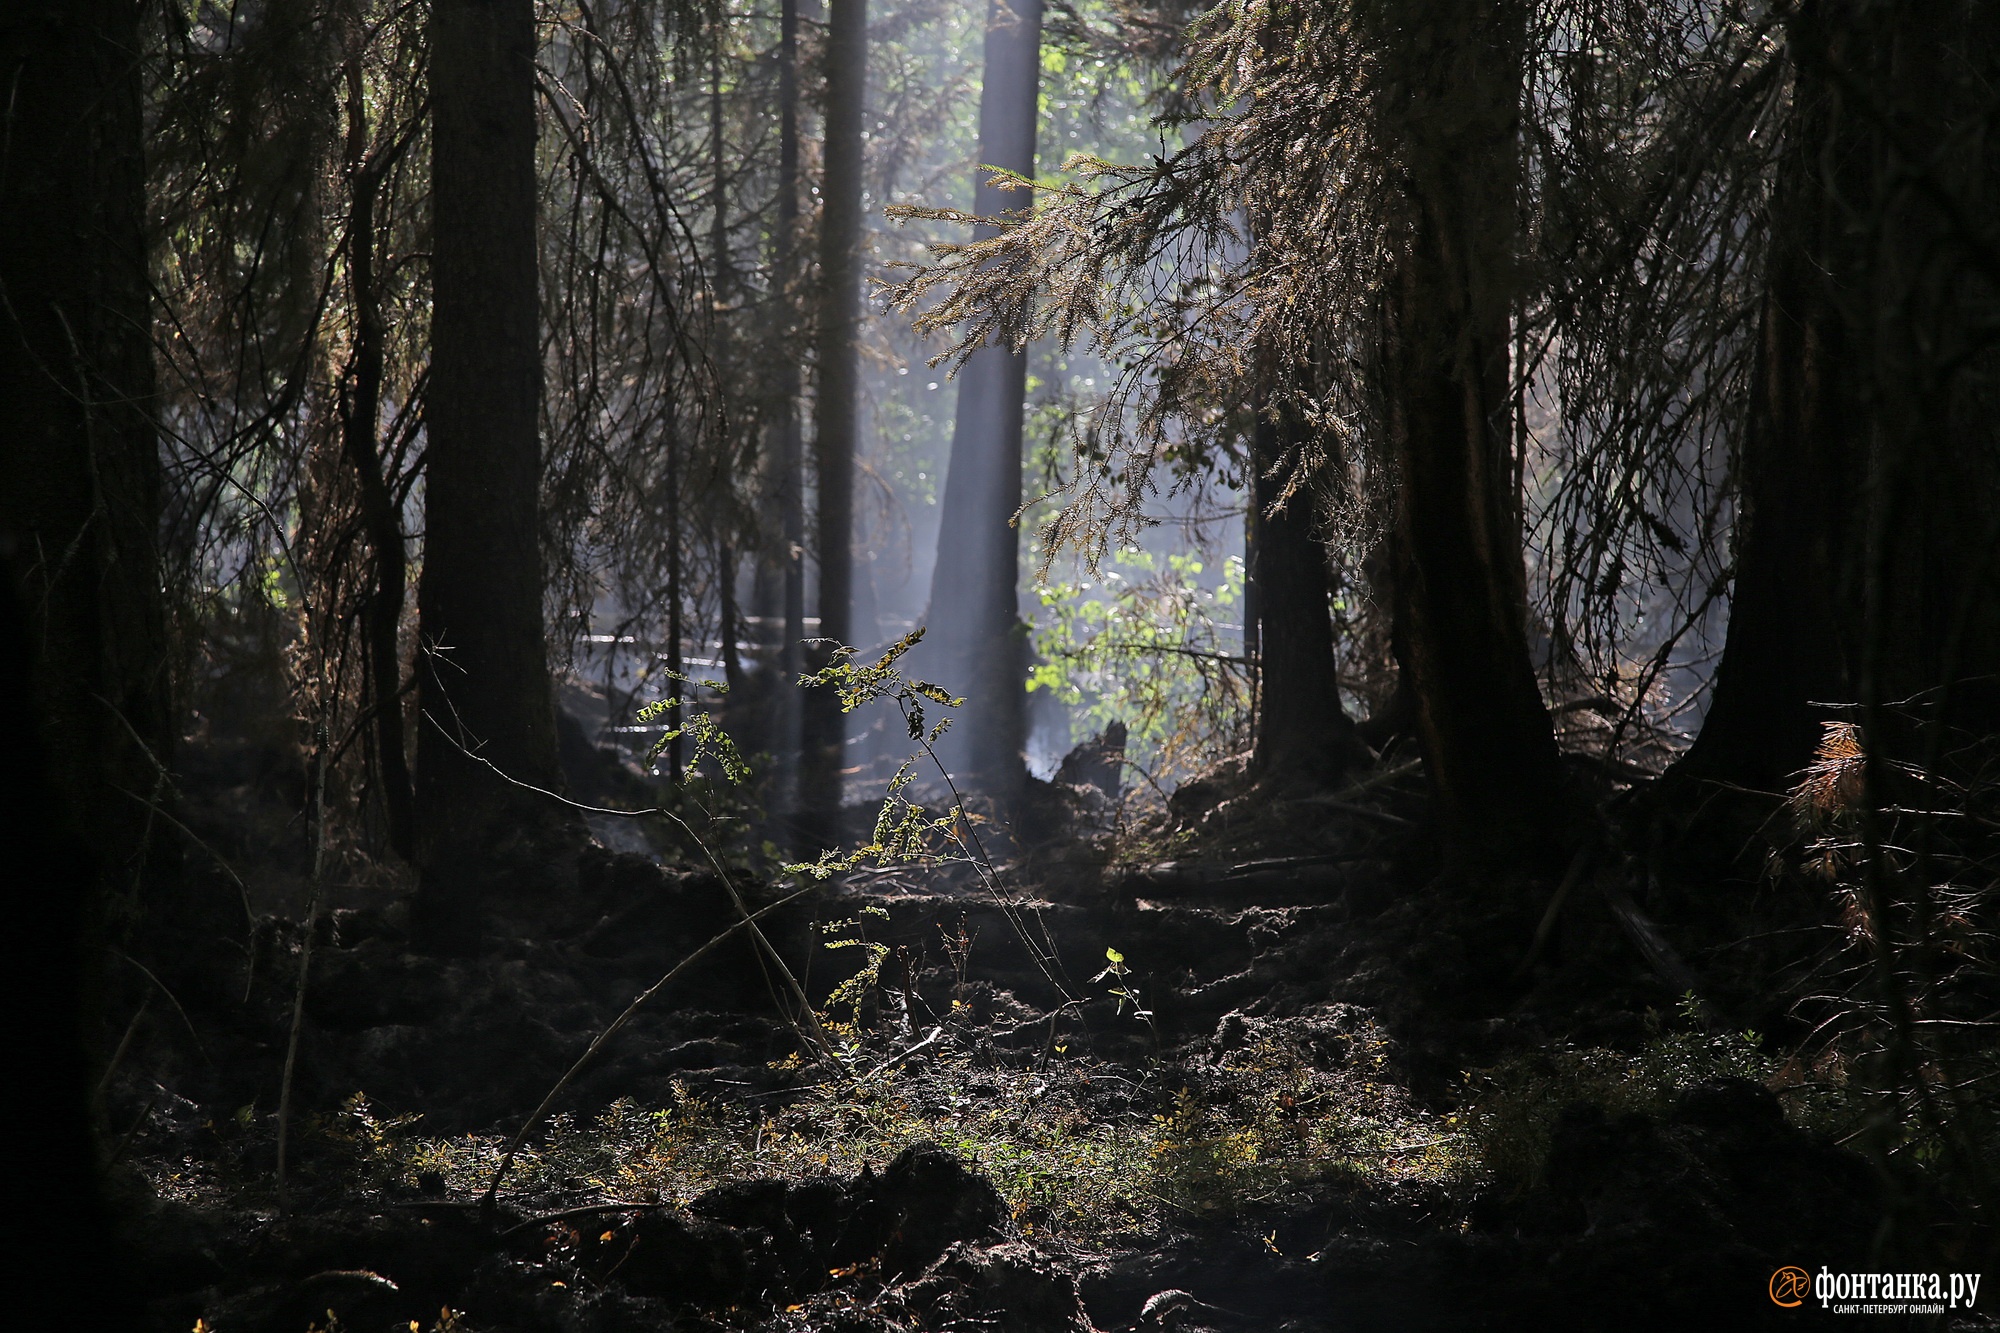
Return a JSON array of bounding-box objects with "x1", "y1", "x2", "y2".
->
[
  {"x1": 416, "y1": 0, "x2": 563, "y2": 948},
  {"x1": 1, "y1": 557, "x2": 145, "y2": 1326},
  {"x1": 1669, "y1": 3, "x2": 2000, "y2": 803},
  {"x1": 0, "y1": 0, "x2": 170, "y2": 890},
  {"x1": 1663, "y1": 59, "x2": 1854, "y2": 797},
  {"x1": 750, "y1": 0, "x2": 807, "y2": 810},
  {"x1": 1368, "y1": 0, "x2": 1568, "y2": 858},
  {"x1": 923, "y1": 0, "x2": 1043, "y2": 811},
  {"x1": 709, "y1": 46, "x2": 746, "y2": 702},
  {"x1": 665, "y1": 419, "x2": 686, "y2": 783},
  {"x1": 0, "y1": 14, "x2": 163, "y2": 1300},
  {"x1": 1241, "y1": 496, "x2": 1261, "y2": 702},
  {"x1": 340, "y1": 53, "x2": 417, "y2": 860},
  {"x1": 1863, "y1": 7, "x2": 2000, "y2": 743},
  {"x1": 1248, "y1": 370, "x2": 1368, "y2": 785},
  {"x1": 797, "y1": 0, "x2": 867, "y2": 853}
]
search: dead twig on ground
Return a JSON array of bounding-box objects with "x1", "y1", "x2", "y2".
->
[
  {"x1": 480, "y1": 881, "x2": 820, "y2": 1207},
  {"x1": 1513, "y1": 845, "x2": 1596, "y2": 980},
  {"x1": 425, "y1": 713, "x2": 847, "y2": 1074}
]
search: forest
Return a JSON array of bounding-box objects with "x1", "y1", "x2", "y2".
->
[{"x1": 5, "y1": 0, "x2": 2000, "y2": 1327}]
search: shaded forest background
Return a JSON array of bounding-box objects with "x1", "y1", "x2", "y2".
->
[{"x1": 6, "y1": 0, "x2": 2000, "y2": 1327}]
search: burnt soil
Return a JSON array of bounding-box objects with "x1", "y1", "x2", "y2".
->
[{"x1": 94, "y1": 740, "x2": 1993, "y2": 1333}]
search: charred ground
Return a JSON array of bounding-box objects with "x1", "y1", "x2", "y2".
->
[{"x1": 84, "y1": 712, "x2": 1986, "y2": 1333}]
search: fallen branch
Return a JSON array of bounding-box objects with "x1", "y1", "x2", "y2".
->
[
  {"x1": 423, "y1": 711, "x2": 846, "y2": 1074},
  {"x1": 862, "y1": 1024, "x2": 946, "y2": 1081},
  {"x1": 1598, "y1": 876, "x2": 1718, "y2": 1025},
  {"x1": 1512, "y1": 845, "x2": 1595, "y2": 980},
  {"x1": 1289, "y1": 794, "x2": 1412, "y2": 827},
  {"x1": 499, "y1": 1200, "x2": 663, "y2": 1239},
  {"x1": 480, "y1": 881, "x2": 819, "y2": 1207},
  {"x1": 1223, "y1": 851, "x2": 1376, "y2": 877}
]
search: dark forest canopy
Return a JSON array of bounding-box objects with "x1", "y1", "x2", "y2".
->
[{"x1": 5, "y1": 0, "x2": 2000, "y2": 1327}]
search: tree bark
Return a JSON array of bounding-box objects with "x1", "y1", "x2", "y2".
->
[
  {"x1": 664, "y1": 419, "x2": 685, "y2": 783},
  {"x1": 1669, "y1": 3, "x2": 2000, "y2": 800},
  {"x1": 923, "y1": 0, "x2": 1044, "y2": 810},
  {"x1": 797, "y1": 0, "x2": 868, "y2": 853},
  {"x1": 0, "y1": 0, "x2": 170, "y2": 888},
  {"x1": 0, "y1": 16, "x2": 163, "y2": 1293},
  {"x1": 1248, "y1": 383, "x2": 1368, "y2": 786},
  {"x1": 1664, "y1": 60, "x2": 1854, "y2": 797},
  {"x1": 340, "y1": 53, "x2": 417, "y2": 860},
  {"x1": 777, "y1": 0, "x2": 806, "y2": 781},
  {"x1": 709, "y1": 44, "x2": 746, "y2": 701},
  {"x1": 1368, "y1": 0, "x2": 1568, "y2": 857},
  {"x1": 415, "y1": 0, "x2": 563, "y2": 947},
  {"x1": 747, "y1": 0, "x2": 807, "y2": 797}
]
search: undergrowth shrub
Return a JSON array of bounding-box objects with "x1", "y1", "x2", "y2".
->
[
  {"x1": 1462, "y1": 995, "x2": 1807, "y2": 1189},
  {"x1": 377, "y1": 1030, "x2": 1475, "y2": 1240},
  {"x1": 1784, "y1": 720, "x2": 2000, "y2": 1207}
]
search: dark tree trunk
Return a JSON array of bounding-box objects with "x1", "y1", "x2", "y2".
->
[
  {"x1": 0, "y1": 0, "x2": 170, "y2": 888},
  {"x1": 340, "y1": 54, "x2": 417, "y2": 860},
  {"x1": 1669, "y1": 4, "x2": 2000, "y2": 803},
  {"x1": 709, "y1": 46, "x2": 745, "y2": 703},
  {"x1": 1369, "y1": 0, "x2": 1568, "y2": 858},
  {"x1": 922, "y1": 0, "x2": 1043, "y2": 811},
  {"x1": 1664, "y1": 67, "x2": 1854, "y2": 797},
  {"x1": 665, "y1": 421, "x2": 685, "y2": 783},
  {"x1": 777, "y1": 0, "x2": 806, "y2": 781},
  {"x1": 0, "y1": 13, "x2": 161, "y2": 1310},
  {"x1": 747, "y1": 0, "x2": 806, "y2": 794},
  {"x1": 1855, "y1": 5, "x2": 2000, "y2": 747},
  {"x1": 415, "y1": 0, "x2": 563, "y2": 947},
  {"x1": 1248, "y1": 385, "x2": 1368, "y2": 786},
  {"x1": 797, "y1": 0, "x2": 867, "y2": 853},
  {"x1": 1, "y1": 567, "x2": 143, "y2": 1327}
]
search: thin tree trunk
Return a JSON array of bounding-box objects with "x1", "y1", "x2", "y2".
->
[
  {"x1": 0, "y1": 0, "x2": 170, "y2": 886},
  {"x1": 797, "y1": 0, "x2": 867, "y2": 852},
  {"x1": 719, "y1": 538, "x2": 744, "y2": 693},
  {"x1": 924, "y1": 0, "x2": 1043, "y2": 810},
  {"x1": 416, "y1": 0, "x2": 563, "y2": 949},
  {"x1": 340, "y1": 54, "x2": 417, "y2": 860},
  {"x1": 1242, "y1": 495, "x2": 1261, "y2": 681},
  {"x1": 757, "y1": 0, "x2": 806, "y2": 805},
  {"x1": 1248, "y1": 367, "x2": 1367, "y2": 785},
  {"x1": 709, "y1": 44, "x2": 745, "y2": 701},
  {"x1": 665, "y1": 419, "x2": 685, "y2": 784}
]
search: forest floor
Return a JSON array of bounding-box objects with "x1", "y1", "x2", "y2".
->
[{"x1": 103, "y1": 712, "x2": 1998, "y2": 1333}]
